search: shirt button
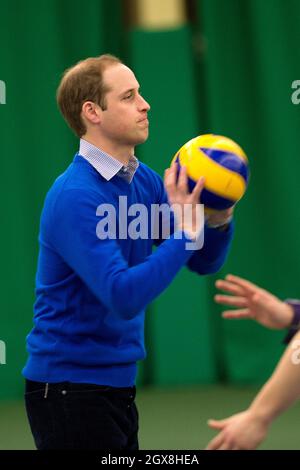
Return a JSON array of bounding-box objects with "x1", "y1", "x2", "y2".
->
[{"x1": 62, "y1": 390, "x2": 67, "y2": 395}]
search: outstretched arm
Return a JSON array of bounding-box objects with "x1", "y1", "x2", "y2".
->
[
  {"x1": 206, "y1": 329, "x2": 300, "y2": 450},
  {"x1": 214, "y1": 274, "x2": 293, "y2": 329}
]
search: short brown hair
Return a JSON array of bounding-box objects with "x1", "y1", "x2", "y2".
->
[{"x1": 56, "y1": 54, "x2": 123, "y2": 137}]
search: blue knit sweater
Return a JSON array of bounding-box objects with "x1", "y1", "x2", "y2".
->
[{"x1": 23, "y1": 154, "x2": 233, "y2": 386}]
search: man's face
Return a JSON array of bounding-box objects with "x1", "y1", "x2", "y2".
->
[{"x1": 100, "y1": 64, "x2": 150, "y2": 146}]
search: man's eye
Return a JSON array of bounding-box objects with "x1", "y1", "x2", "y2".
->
[{"x1": 123, "y1": 94, "x2": 132, "y2": 100}]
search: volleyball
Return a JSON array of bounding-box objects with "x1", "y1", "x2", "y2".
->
[{"x1": 172, "y1": 134, "x2": 249, "y2": 210}]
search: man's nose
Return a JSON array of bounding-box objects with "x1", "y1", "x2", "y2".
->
[{"x1": 138, "y1": 95, "x2": 150, "y2": 112}]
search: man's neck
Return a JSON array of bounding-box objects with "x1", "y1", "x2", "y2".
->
[{"x1": 81, "y1": 134, "x2": 134, "y2": 166}]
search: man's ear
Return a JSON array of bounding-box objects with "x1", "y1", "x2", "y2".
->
[{"x1": 81, "y1": 101, "x2": 102, "y2": 125}]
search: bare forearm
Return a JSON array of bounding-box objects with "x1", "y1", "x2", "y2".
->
[{"x1": 249, "y1": 330, "x2": 300, "y2": 424}]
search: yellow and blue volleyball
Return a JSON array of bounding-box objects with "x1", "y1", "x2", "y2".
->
[{"x1": 173, "y1": 134, "x2": 249, "y2": 210}]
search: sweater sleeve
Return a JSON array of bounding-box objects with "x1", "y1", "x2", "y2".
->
[
  {"x1": 186, "y1": 222, "x2": 234, "y2": 274},
  {"x1": 50, "y1": 189, "x2": 195, "y2": 319}
]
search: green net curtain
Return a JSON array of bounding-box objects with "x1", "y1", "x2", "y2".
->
[
  {"x1": 0, "y1": 0, "x2": 125, "y2": 399},
  {"x1": 128, "y1": 26, "x2": 218, "y2": 385},
  {"x1": 196, "y1": 0, "x2": 300, "y2": 382},
  {"x1": 1, "y1": 0, "x2": 300, "y2": 399}
]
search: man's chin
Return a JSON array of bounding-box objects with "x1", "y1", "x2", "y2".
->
[
  {"x1": 125, "y1": 130, "x2": 149, "y2": 147},
  {"x1": 137, "y1": 130, "x2": 149, "y2": 144}
]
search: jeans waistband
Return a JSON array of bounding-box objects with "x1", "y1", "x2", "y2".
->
[{"x1": 25, "y1": 379, "x2": 136, "y2": 396}]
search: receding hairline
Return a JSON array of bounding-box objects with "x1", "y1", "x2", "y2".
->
[{"x1": 62, "y1": 56, "x2": 124, "y2": 82}]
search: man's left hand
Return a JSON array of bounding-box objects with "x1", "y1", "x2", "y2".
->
[{"x1": 205, "y1": 206, "x2": 234, "y2": 228}]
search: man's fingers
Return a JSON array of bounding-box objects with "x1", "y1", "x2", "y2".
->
[
  {"x1": 215, "y1": 295, "x2": 248, "y2": 308},
  {"x1": 207, "y1": 419, "x2": 227, "y2": 430},
  {"x1": 225, "y1": 274, "x2": 260, "y2": 294},
  {"x1": 164, "y1": 163, "x2": 177, "y2": 199},
  {"x1": 219, "y1": 442, "x2": 232, "y2": 450},
  {"x1": 222, "y1": 308, "x2": 252, "y2": 319},
  {"x1": 206, "y1": 419, "x2": 229, "y2": 450},
  {"x1": 215, "y1": 280, "x2": 245, "y2": 296},
  {"x1": 191, "y1": 176, "x2": 205, "y2": 202},
  {"x1": 164, "y1": 162, "x2": 177, "y2": 184},
  {"x1": 205, "y1": 432, "x2": 225, "y2": 450},
  {"x1": 165, "y1": 166, "x2": 205, "y2": 205},
  {"x1": 177, "y1": 165, "x2": 188, "y2": 195}
]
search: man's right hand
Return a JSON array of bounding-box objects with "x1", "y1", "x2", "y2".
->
[
  {"x1": 214, "y1": 274, "x2": 294, "y2": 330},
  {"x1": 164, "y1": 162, "x2": 205, "y2": 240},
  {"x1": 206, "y1": 409, "x2": 269, "y2": 450}
]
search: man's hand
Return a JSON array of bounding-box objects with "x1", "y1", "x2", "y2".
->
[
  {"x1": 215, "y1": 274, "x2": 294, "y2": 329},
  {"x1": 164, "y1": 162, "x2": 205, "y2": 240},
  {"x1": 205, "y1": 206, "x2": 234, "y2": 228},
  {"x1": 206, "y1": 409, "x2": 269, "y2": 450}
]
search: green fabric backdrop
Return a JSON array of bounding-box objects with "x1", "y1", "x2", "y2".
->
[
  {"x1": 0, "y1": 0, "x2": 125, "y2": 399},
  {"x1": 0, "y1": 0, "x2": 299, "y2": 399},
  {"x1": 196, "y1": 0, "x2": 300, "y2": 383},
  {"x1": 129, "y1": 27, "x2": 218, "y2": 385}
]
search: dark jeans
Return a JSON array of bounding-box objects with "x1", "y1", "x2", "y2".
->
[{"x1": 24, "y1": 379, "x2": 139, "y2": 450}]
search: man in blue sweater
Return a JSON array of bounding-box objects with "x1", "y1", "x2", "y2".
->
[{"x1": 23, "y1": 54, "x2": 234, "y2": 450}]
